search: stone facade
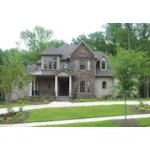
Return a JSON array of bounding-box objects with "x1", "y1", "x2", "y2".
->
[{"x1": 70, "y1": 43, "x2": 96, "y2": 98}]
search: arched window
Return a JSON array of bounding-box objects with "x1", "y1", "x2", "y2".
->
[
  {"x1": 102, "y1": 81, "x2": 107, "y2": 89},
  {"x1": 80, "y1": 81, "x2": 85, "y2": 92},
  {"x1": 102, "y1": 60, "x2": 106, "y2": 70}
]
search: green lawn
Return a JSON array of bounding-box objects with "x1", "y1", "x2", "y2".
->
[
  {"x1": 26, "y1": 105, "x2": 131, "y2": 123},
  {"x1": 0, "y1": 103, "x2": 27, "y2": 108},
  {"x1": 39, "y1": 118, "x2": 150, "y2": 127},
  {"x1": 136, "y1": 118, "x2": 150, "y2": 127}
]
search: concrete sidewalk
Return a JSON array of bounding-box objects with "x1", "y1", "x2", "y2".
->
[
  {"x1": 0, "y1": 113, "x2": 150, "y2": 127},
  {"x1": 0, "y1": 101, "x2": 150, "y2": 115}
]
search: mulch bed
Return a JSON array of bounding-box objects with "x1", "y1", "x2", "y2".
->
[
  {"x1": 129, "y1": 105, "x2": 150, "y2": 114},
  {"x1": 114, "y1": 105, "x2": 150, "y2": 127},
  {"x1": 0, "y1": 111, "x2": 30, "y2": 124},
  {"x1": 115, "y1": 119, "x2": 139, "y2": 127}
]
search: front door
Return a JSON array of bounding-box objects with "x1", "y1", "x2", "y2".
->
[{"x1": 59, "y1": 78, "x2": 69, "y2": 96}]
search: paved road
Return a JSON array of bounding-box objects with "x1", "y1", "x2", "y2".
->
[
  {"x1": 0, "y1": 113, "x2": 150, "y2": 127},
  {"x1": 0, "y1": 101, "x2": 150, "y2": 115}
]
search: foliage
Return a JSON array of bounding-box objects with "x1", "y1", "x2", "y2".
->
[
  {"x1": 135, "y1": 102, "x2": 150, "y2": 112},
  {"x1": 7, "y1": 117, "x2": 13, "y2": 122},
  {"x1": 17, "y1": 26, "x2": 66, "y2": 65},
  {"x1": 110, "y1": 47, "x2": 149, "y2": 98},
  {"x1": 72, "y1": 31, "x2": 108, "y2": 52},
  {"x1": 44, "y1": 100, "x2": 49, "y2": 104},
  {"x1": 0, "y1": 117, "x2": 4, "y2": 122},
  {"x1": 18, "y1": 100, "x2": 23, "y2": 104},
  {"x1": 0, "y1": 50, "x2": 33, "y2": 103},
  {"x1": 34, "y1": 102, "x2": 39, "y2": 105}
]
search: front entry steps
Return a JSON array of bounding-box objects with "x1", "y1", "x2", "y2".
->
[{"x1": 55, "y1": 96, "x2": 71, "y2": 102}]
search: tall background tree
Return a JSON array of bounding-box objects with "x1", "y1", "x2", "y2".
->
[{"x1": 16, "y1": 26, "x2": 66, "y2": 65}]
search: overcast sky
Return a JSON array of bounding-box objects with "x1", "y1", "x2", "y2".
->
[{"x1": 0, "y1": 0, "x2": 149, "y2": 49}]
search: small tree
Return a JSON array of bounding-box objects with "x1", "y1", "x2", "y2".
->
[
  {"x1": 110, "y1": 47, "x2": 149, "y2": 119},
  {"x1": 0, "y1": 50, "x2": 33, "y2": 103}
]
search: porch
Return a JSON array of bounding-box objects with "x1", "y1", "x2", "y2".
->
[{"x1": 30, "y1": 70, "x2": 73, "y2": 101}]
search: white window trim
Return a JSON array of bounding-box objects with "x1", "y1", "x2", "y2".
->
[{"x1": 100, "y1": 58, "x2": 107, "y2": 71}]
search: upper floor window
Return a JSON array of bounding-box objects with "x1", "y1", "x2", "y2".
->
[
  {"x1": 43, "y1": 56, "x2": 57, "y2": 70},
  {"x1": 87, "y1": 60, "x2": 91, "y2": 71},
  {"x1": 102, "y1": 61, "x2": 105, "y2": 69},
  {"x1": 100, "y1": 58, "x2": 107, "y2": 71},
  {"x1": 80, "y1": 81, "x2": 85, "y2": 92},
  {"x1": 63, "y1": 63, "x2": 68, "y2": 69},
  {"x1": 80, "y1": 60, "x2": 85, "y2": 69},
  {"x1": 102, "y1": 81, "x2": 107, "y2": 89}
]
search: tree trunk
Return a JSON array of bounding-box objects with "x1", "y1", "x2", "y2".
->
[
  {"x1": 146, "y1": 77, "x2": 149, "y2": 98},
  {"x1": 124, "y1": 95, "x2": 127, "y2": 120}
]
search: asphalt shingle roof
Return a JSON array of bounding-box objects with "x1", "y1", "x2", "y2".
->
[{"x1": 28, "y1": 43, "x2": 113, "y2": 77}]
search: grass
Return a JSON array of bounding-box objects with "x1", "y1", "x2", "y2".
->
[
  {"x1": 0, "y1": 102, "x2": 47, "y2": 109},
  {"x1": 26, "y1": 105, "x2": 131, "y2": 123},
  {"x1": 136, "y1": 118, "x2": 150, "y2": 127},
  {"x1": 0, "y1": 103, "x2": 27, "y2": 108},
  {"x1": 39, "y1": 118, "x2": 150, "y2": 127}
]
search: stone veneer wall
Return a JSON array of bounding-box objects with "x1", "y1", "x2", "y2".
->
[{"x1": 70, "y1": 43, "x2": 96, "y2": 98}]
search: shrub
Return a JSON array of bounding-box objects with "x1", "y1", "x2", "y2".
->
[
  {"x1": 17, "y1": 116, "x2": 24, "y2": 121},
  {"x1": 74, "y1": 99, "x2": 78, "y2": 102},
  {"x1": 138, "y1": 106, "x2": 145, "y2": 111},
  {"x1": 0, "y1": 117, "x2": 4, "y2": 122},
  {"x1": 44, "y1": 100, "x2": 49, "y2": 104},
  {"x1": 134, "y1": 105, "x2": 139, "y2": 109},
  {"x1": 7, "y1": 117, "x2": 14, "y2": 122},
  {"x1": 107, "y1": 96, "x2": 113, "y2": 100},
  {"x1": 34, "y1": 102, "x2": 39, "y2": 105},
  {"x1": 23, "y1": 100, "x2": 29, "y2": 104},
  {"x1": 18, "y1": 100, "x2": 23, "y2": 104}
]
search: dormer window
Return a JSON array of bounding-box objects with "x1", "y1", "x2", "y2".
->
[
  {"x1": 100, "y1": 57, "x2": 107, "y2": 71},
  {"x1": 102, "y1": 61, "x2": 105, "y2": 69}
]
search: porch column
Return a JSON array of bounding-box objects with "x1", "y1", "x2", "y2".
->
[
  {"x1": 33, "y1": 79, "x2": 36, "y2": 95},
  {"x1": 55, "y1": 75, "x2": 58, "y2": 97},
  {"x1": 29, "y1": 82, "x2": 32, "y2": 96},
  {"x1": 69, "y1": 76, "x2": 72, "y2": 97}
]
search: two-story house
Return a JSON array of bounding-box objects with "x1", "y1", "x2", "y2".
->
[{"x1": 26, "y1": 41, "x2": 114, "y2": 101}]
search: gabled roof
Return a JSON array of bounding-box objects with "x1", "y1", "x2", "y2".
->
[
  {"x1": 93, "y1": 51, "x2": 108, "y2": 60},
  {"x1": 53, "y1": 69, "x2": 74, "y2": 76},
  {"x1": 68, "y1": 41, "x2": 97, "y2": 58}
]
